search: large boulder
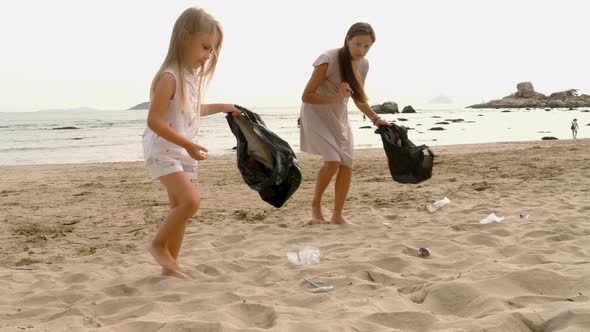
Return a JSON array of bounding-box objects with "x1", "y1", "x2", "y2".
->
[
  {"x1": 510, "y1": 82, "x2": 546, "y2": 100},
  {"x1": 549, "y1": 89, "x2": 578, "y2": 100},
  {"x1": 371, "y1": 101, "x2": 398, "y2": 114},
  {"x1": 516, "y1": 82, "x2": 535, "y2": 98},
  {"x1": 402, "y1": 105, "x2": 417, "y2": 113}
]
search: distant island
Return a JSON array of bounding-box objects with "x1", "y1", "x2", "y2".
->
[
  {"x1": 428, "y1": 95, "x2": 454, "y2": 104},
  {"x1": 468, "y1": 82, "x2": 590, "y2": 109},
  {"x1": 129, "y1": 102, "x2": 150, "y2": 110}
]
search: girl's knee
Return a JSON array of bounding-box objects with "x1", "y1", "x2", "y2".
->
[{"x1": 181, "y1": 196, "x2": 200, "y2": 214}]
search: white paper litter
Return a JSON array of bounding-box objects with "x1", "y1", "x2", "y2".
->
[{"x1": 480, "y1": 213, "x2": 505, "y2": 224}]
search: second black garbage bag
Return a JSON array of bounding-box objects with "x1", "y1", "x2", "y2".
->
[
  {"x1": 375, "y1": 123, "x2": 434, "y2": 184},
  {"x1": 226, "y1": 105, "x2": 302, "y2": 208}
]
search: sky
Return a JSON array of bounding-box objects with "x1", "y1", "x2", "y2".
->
[{"x1": 1, "y1": 0, "x2": 589, "y2": 112}]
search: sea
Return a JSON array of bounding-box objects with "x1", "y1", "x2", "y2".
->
[{"x1": 0, "y1": 107, "x2": 587, "y2": 165}]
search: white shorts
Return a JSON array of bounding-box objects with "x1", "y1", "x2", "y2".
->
[
  {"x1": 143, "y1": 129, "x2": 200, "y2": 180},
  {"x1": 145, "y1": 155, "x2": 198, "y2": 180}
]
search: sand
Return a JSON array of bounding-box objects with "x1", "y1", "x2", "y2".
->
[{"x1": 1, "y1": 139, "x2": 589, "y2": 331}]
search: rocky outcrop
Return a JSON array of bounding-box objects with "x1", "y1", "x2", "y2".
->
[
  {"x1": 402, "y1": 105, "x2": 416, "y2": 113},
  {"x1": 469, "y1": 83, "x2": 590, "y2": 109},
  {"x1": 371, "y1": 102, "x2": 398, "y2": 114}
]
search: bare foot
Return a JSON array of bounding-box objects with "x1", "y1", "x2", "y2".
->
[
  {"x1": 162, "y1": 267, "x2": 192, "y2": 280},
  {"x1": 310, "y1": 203, "x2": 326, "y2": 225},
  {"x1": 307, "y1": 219, "x2": 322, "y2": 225},
  {"x1": 148, "y1": 242, "x2": 178, "y2": 271},
  {"x1": 331, "y1": 216, "x2": 355, "y2": 225}
]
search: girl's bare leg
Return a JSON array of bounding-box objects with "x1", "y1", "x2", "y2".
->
[
  {"x1": 149, "y1": 172, "x2": 199, "y2": 280},
  {"x1": 331, "y1": 165, "x2": 353, "y2": 225},
  {"x1": 310, "y1": 161, "x2": 340, "y2": 224}
]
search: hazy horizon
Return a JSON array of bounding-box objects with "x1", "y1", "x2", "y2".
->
[{"x1": 1, "y1": 0, "x2": 589, "y2": 112}]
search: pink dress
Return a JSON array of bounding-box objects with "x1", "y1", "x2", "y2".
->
[{"x1": 299, "y1": 48, "x2": 369, "y2": 168}]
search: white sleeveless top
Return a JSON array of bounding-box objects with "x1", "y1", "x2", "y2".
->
[{"x1": 142, "y1": 65, "x2": 201, "y2": 161}]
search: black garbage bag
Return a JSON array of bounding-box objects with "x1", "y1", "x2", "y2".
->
[
  {"x1": 375, "y1": 123, "x2": 434, "y2": 184},
  {"x1": 226, "y1": 105, "x2": 302, "y2": 207}
]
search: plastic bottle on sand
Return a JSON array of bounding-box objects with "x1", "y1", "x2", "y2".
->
[{"x1": 426, "y1": 197, "x2": 451, "y2": 213}]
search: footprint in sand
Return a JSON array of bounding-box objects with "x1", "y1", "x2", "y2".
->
[
  {"x1": 196, "y1": 264, "x2": 222, "y2": 276},
  {"x1": 229, "y1": 303, "x2": 277, "y2": 329},
  {"x1": 366, "y1": 311, "x2": 439, "y2": 331},
  {"x1": 211, "y1": 234, "x2": 246, "y2": 247},
  {"x1": 384, "y1": 214, "x2": 399, "y2": 221},
  {"x1": 102, "y1": 284, "x2": 139, "y2": 297}
]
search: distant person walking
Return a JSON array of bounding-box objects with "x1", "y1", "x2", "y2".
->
[{"x1": 571, "y1": 119, "x2": 579, "y2": 139}]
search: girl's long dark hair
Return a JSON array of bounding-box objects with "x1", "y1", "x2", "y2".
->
[{"x1": 338, "y1": 22, "x2": 375, "y2": 104}]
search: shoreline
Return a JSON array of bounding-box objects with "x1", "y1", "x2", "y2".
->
[{"x1": 1, "y1": 138, "x2": 588, "y2": 168}]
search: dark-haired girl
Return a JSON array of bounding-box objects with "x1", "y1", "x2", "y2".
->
[{"x1": 300, "y1": 22, "x2": 390, "y2": 225}]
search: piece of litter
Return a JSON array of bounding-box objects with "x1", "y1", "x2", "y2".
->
[
  {"x1": 426, "y1": 197, "x2": 451, "y2": 213},
  {"x1": 480, "y1": 213, "x2": 505, "y2": 224},
  {"x1": 417, "y1": 247, "x2": 431, "y2": 257},
  {"x1": 303, "y1": 277, "x2": 331, "y2": 293},
  {"x1": 287, "y1": 245, "x2": 320, "y2": 265},
  {"x1": 520, "y1": 214, "x2": 530, "y2": 219},
  {"x1": 309, "y1": 286, "x2": 334, "y2": 293}
]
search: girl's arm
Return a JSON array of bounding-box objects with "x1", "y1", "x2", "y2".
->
[
  {"x1": 301, "y1": 64, "x2": 351, "y2": 105},
  {"x1": 147, "y1": 73, "x2": 208, "y2": 159},
  {"x1": 201, "y1": 104, "x2": 240, "y2": 117}
]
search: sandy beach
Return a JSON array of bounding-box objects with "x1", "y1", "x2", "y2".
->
[{"x1": 1, "y1": 139, "x2": 589, "y2": 331}]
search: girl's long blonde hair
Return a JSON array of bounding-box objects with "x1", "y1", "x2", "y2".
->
[{"x1": 151, "y1": 7, "x2": 223, "y2": 114}]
